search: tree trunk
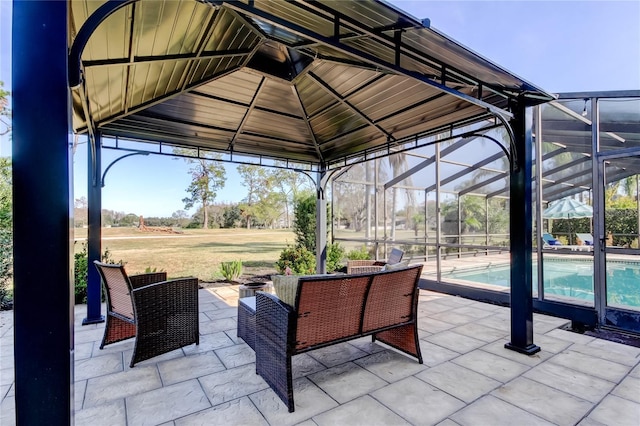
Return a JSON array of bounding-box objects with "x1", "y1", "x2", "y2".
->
[{"x1": 202, "y1": 198, "x2": 209, "y2": 229}]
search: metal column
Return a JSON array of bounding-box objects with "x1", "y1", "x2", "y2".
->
[
  {"x1": 505, "y1": 102, "x2": 541, "y2": 355},
  {"x1": 316, "y1": 168, "x2": 327, "y2": 274},
  {"x1": 12, "y1": 1, "x2": 74, "y2": 423},
  {"x1": 84, "y1": 132, "x2": 105, "y2": 325},
  {"x1": 591, "y1": 98, "x2": 606, "y2": 325}
]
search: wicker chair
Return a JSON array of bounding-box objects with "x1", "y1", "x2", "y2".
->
[
  {"x1": 93, "y1": 261, "x2": 199, "y2": 367},
  {"x1": 347, "y1": 247, "x2": 404, "y2": 274}
]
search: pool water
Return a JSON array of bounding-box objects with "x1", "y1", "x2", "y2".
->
[{"x1": 442, "y1": 259, "x2": 640, "y2": 308}]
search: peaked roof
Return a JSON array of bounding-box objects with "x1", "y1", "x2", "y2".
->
[{"x1": 69, "y1": 0, "x2": 554, "y2": 169}]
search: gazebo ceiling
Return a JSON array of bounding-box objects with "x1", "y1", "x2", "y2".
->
[{"x1": 69, "y1": 0, "x2": 554, "y2": 168}]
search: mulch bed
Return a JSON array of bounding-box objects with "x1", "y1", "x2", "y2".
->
[{"x1": 198, "y1": 274, "x2": 273, "y2": 289}]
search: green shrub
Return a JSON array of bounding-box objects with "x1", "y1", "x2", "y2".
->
[
  {"x1": 74, "y1": 242, "x2": 121, "y2": 304},
  {"x1": 275, "y1": 245, "x2": 316, "y2": 275},
  {"x1": 74, "y1": 243, "x2": 89, "y2": 304},
  {"x1": 220, "y1": 260, "x2": 243, "y2": 282},
  {"x1": 326, "y1": 242, "x2": 345, "y2": 273},
  {"x1": 0, "y1": 229, "x2": 12, "y2": 310},
  {"x1": 143, "y1": 266, "x2": 165, "y2": 273},
  {"x1": 346, "y1": 245, "x2": 371, "y2": 260}
]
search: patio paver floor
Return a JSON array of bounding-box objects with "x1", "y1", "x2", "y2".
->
[{"x1": 1, "y1": 284, "x2": 639, "y2": 425}]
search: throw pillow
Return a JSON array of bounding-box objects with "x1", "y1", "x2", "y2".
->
[
  {"x1": 381, "y1": 260, "x2": 410, "y2": 271},
  {"x1": 271, "y1": 275, "x2": 300, "y2": 306}
]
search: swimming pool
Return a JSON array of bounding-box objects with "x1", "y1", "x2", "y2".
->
[{"x1": 441, "y1": 259, "x2": 640, "y2": 308}]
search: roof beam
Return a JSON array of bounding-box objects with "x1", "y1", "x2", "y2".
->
[
  {"x1": 82, "y1": 48, "x2": 255, "y2": 69},
  {"x1": 458, "y1": 171, "x2": 508, "y2": 196},
  {"x1": 424, "y1": 151, "x2": 505, "y2": 193},
  {"x1": 87, "y1": 65, "x2": 243, "y2": 132},
  {"x1": 69, "y1": 0, "x2": 137, "y2": 88},
  {"x1": 384, "y1": 137, "x2": 476, "y2": 190},
  {"x1": 307, "y1": 71, "x2": 395, "y2": 141},
  {"x1": 292, "y1": 85, "x2": 325, "y2": 162},
  {"x1": 219, "y1": 1, "x2": 514, "y2": 120},
  {"x1": 227, "y1": 77, "x2": 266, "y2": 152}
]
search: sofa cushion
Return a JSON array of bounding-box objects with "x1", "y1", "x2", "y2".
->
[{"x1": 381, "y1": 260, "x2": 410, "y2": 271}]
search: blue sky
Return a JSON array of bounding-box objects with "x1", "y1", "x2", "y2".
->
[{"x1": 1, "y1": 1, "x2": 639, "y2": 217}]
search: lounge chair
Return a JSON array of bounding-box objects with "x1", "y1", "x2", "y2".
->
[
  {"x1": 576, "y1": 233, "x2": 594, "y2": 246},
  {"x1": 94, "y1": 261, "x2": 199, "y2": 367},
  {"x1": 347, "y1": 248, "x2": 404, "y2": 274},
  {"x1": 542, "y1": 233, "x2": 562, "y2": 247}
]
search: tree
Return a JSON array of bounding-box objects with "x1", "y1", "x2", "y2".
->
[
  {"x1": 0, "y1": 85, "x2": 12, "y2": 308},
  {"x1": 237, "y1": 165, "x2": 268, "y2": 229},
  {"x1": 175, "y1": 150, "x2": 226, "y2": 229},
  {"x1": 74, "y1": 196, "x2": 88, "y2": 228},
  {"x1": 293, "y1": 191, "x2": 317, "y2": 252},
  {"x1": 237, "y1": 165, "x2": 287, "y2": 229},
  {"x1": 0, "y1": 82, "x2": 10, "y2": 137},
  {"x1": 0, "y1": 157, "x2": 11, "y2": 230},
  {"x1": 270, "y1": 164, "x2": 314, "y2": 228},
  {"x1": 386, "y1": 151, "x2": 414, "y2": 240},
  {"x1": 222, "y1": 205, "x2": 242, "y2": 228},
  {"x1": 171, "y1": 210, "x2": 189, "y2": 227}
]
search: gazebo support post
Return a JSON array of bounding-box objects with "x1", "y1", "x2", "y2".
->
[
  {"x1": 505, "y1": 100, "x2": 541, "y2": 355},
  {"x1": 316, "y1": 169, "x2": 327, "y2": 274},
  {"x1": 84, "y1": 132, "x2": 105, "y2": 325},
  {"x1": 12, "y1": 1, "x2": 74, "y2": 423}
]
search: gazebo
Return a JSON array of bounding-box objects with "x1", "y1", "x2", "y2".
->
[{"x1": 11, "y1": 1, "x2": 554, "y2": 423}]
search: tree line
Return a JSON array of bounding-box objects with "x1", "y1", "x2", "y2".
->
[{"x1": 73, "y1": 155, "x2": 315, "y2": 229}]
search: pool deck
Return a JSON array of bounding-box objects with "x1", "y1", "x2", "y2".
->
[{"x1": 2, "y1": 284, "x2": 639, "y2": 425}]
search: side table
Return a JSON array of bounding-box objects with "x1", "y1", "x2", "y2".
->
[{"x1": 238, "y1": 282, "x2": 273, "y2": 298}]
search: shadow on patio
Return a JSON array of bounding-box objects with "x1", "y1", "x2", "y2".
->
[{"x1": 1, "y1": 283, "x2": 639, "y2": 425}]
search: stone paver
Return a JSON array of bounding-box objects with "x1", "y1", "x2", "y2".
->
[
  {"x1": 585, "y1": 394, "x2": 640, "y2": 426},
  {"x1": 450, "y1": 395, "x2": 554, "y2": 425},
  {"x1": 451, "y1": 349, "x2": 531, "y2": 383},
  {"x1": 492, "y1": 377, "x2": 593, "y2": 425},
  {"x1": 354, "y1": 350, "x2": 427, "y2": 382},
  {"x1": 425, "y1": 330, "x2": 487, "y2": 353},
  {"x1": 308, "y1": 361, "x2": 388, "y2": 403},
  {"x1": 549, "y1": 349, "x2": 632, "y2": 382},
  {"x1": 416, "y1": 362, "x2": 501, "y2": 403},
  {"x1": 198, "y1": 363, "x2": 269, "y2": 406},
  {"x1": 175, "y1": 397, "x2": 268, "y2": 426},
  {"x1": 126, "y1": 379, "x2": 211, "y2": 426},
  {"x1": 372, "y1": 376, "x2": 466, "y2": 425},
  {"x1": 83, "y1": 366, "x2": 162, "y2": 408},
  {"x1": 2, "y1": 285, "x2": 640, "y2": 426},
  {"x1": 313, "y1": 395, "x2": 411, "y2": 426},
  {"x1": 158, "y1": 350, "x2": 226, "y2": 385}
]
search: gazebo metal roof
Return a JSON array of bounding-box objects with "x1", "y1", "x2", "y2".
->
[{"x1": 69, "y1": 0, "x2": 554, "y2": 169}]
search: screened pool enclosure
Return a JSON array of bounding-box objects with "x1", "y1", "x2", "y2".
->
[{"x1": 332, "y1": 91, "x2": 640, "y2": 334}]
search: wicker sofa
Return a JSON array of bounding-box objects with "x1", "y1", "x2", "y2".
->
[{"x1": 239, "y1": 264, "x2": 423, "y2": 412}]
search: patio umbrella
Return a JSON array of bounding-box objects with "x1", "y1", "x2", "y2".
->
[{"x1": 543, "y1": 198, "x2": 593, "y2": 244}]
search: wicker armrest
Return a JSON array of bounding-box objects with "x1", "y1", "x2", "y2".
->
[
  {"x1": 255, "y1": 291, "x2": 296, "y2": 412},
  {"x1": 255, "y1": 292, "x2": 295, "y2": 348},
  {"x1": 129, "y1": 271, "x2": 168, "y2": 289}
]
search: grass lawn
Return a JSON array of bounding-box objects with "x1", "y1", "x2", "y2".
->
[{"x1": 74, "y1": 227, "x2": 296, "y2": 281}]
